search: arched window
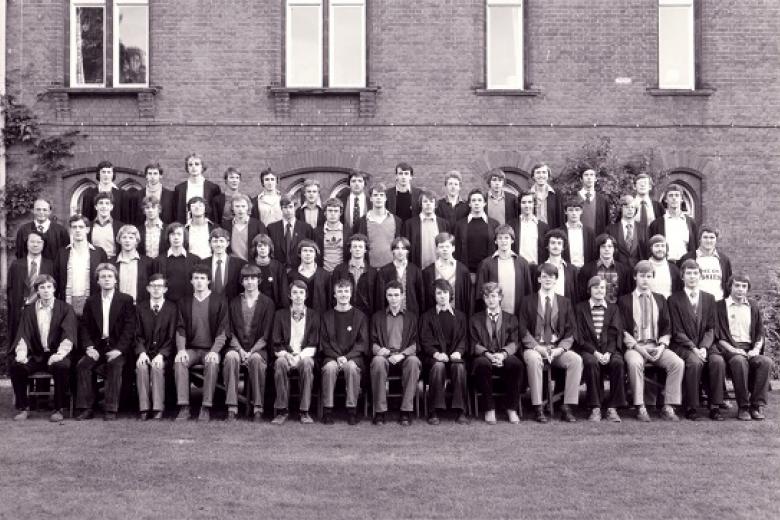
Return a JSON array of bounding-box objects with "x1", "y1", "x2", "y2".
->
[
  {"x1": 657, "y1": 169, "x2": 702, "y2": 222},
  {"x1": 70, "y1": 180, "x2": 97, "y2": 215}
]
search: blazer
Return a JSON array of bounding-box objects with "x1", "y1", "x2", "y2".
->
[
  {"x1": 81, "y1": 187, "x2": 125, "y2": 223},
  {"x1": 378, "y1": 262, "x2": 425, "y2": 315},
  {"x1": 580, "y1": 191, "x2": 611, "y2": 236},
  {"x1": 87, "y1": 219, "x2": 124, "y2": 257},
  {"x1": 435, "y1": 198, "x2": 469, "y2": 230},
  {"x1": 135, "y1": 299, "x2": 178, "y2": 359},
  {"x1": 370, "y1": 309, "x2": 418, "y2": 356},
  {"x1": 423, "y1": 261, "x2": 474, "y2": 316},
  {"x1": 531, "y1": 189, "x2": 563, "y2": 229},
  {"x1": 266, "y1": 219, "x2": 315, "y2": 269},
  {"x1": 531, "y1": 261, "x2": 579, "y2": 302},
  {"x1": 402, "y1": 215, "x2": 450, "y2": 268},
  {"x1": 177, "y1": 294, "x2": 229, "y2": 352},
  {"x1": 648, "y1": 214, "x2": 699, "y2": 258},
  {"x1": 272, "y1": 307, "x2": 321, "y2": 355},
  {"x1": 518, "y1": 292, "x2": 576, "y2": 351},
  {"x1": 678, "y1": 250, "x2": 733, "y2": 299},
  {"x1": 288, "y1": 267, "x2": 332, "y2": 311},
  {"x1": 419, "y1": 307, "x2": 468, "y2": 359},
  {"x1": 222, "y1": 218, "x2": 268, "y2": 257},
  {"x1": 137, "y1": 223, "x2": 170, "y2": 259},
  {"x1": 14, "y1": 299, "x2": 78, "y2": 361},
  {"x1": 15, "y1": 221, "x2": 71, "y2": 261},
  {"x1": 226, "y1": 293, "x2": 275, "y2": 360},
  {"x1": 635, "y1": 198, "x2": 666, "y2": 237},
  {"x1": 574, "y1": 300, "x2": 623, "y2": 355},
  {"x1": 210, "y1": 191, "x2": 232, "y2": 226},
  {"x1": 319, "y1": 307, "x2": 369, "y2": 364},
  {"x1": 453, "y1": 215, "x2": 500, "y2": 272},
  {"x1": 201, "y1": 255, "x2": 246, "y2": 300},
  {"x1": 715, "y1": 298, "x2": 764, "y2": 351},
  {"x1": 296, "y1": 205, "x2": 326, "y2": 230},
  {"x1": 668, "y1": 290, "x2": 717, "y2": 352},
  {"x1": 79, "y1": 291, "x2": 136, "y2": 356},
  {"x1": 337, "y1": 190, "x2": 368, "y2": 233},
  {"x1": 183, "y1": 220, "x2": 216, "y2": 254},
  {"x1": 474, "y1": 254, "x2": 533, "y2": 316},
  {"x1": 607, "y1": 220, "x2": 646, "y2": 268},
  {"x1": 558, "y1": 224, "x2": 598, "y2": 267},
  {"x1": 469, "y1": 310, "x2": 520, "y2": 357},
  {"x1": 485, "y1": 192, "x2": 520, "y2": 226},
  {"x1": 386, "y1": 186, "x2": 422, "y2": 223},
  {"x1": 7, "y1": 256, "x2": 55, "y2": 345},
  {"x1": 174, "y1": 179, "x2": 222, "y2": 224},
  {"x1": 514, "y1": 218, "x2": 550, "y2": 265},
  {"x1": 53, "y1": 244, "x2": 108, "y2": 301},
  {"x1": 617, "y1": 291, "x2": 672, "y2": 342},
  {"x1": 331, "y1": 262, "x2": 383, "y2": 317},
  {"x1": 577, "y1": 259, "x2": 634, "y2": 303},
  {"x1": 249, "y1": 258, "x2": 290, "y2": 309},
  {"x1": 126, "y1": 187, "x2": 175, "y2": 226},
  {"x1": 154, "y1": 252, "x2": 203, "y2": 303},
  {"x1": 112, "y1": 254, "x2": 156, "y2": 303}
]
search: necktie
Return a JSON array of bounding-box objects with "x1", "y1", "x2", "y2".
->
[
  {"x1": 214, "y1": 259, "x2": 224, "y2": 294},
  {"x1": 625, "y1": 223, "x2": 634, "y2": 248},
  {"x1": 37, "y1": 225, "x2": 44, "y2": 234},
  {"x1": 352, "y1": 196, "x2": 361, "y2": 230},
  {"x1": 30, "y1": 259, "x2": 38, "y2": 279},
  {"x1": 585, "y1": 192, "x2": 592, "y2": 203},
  {"x1": 691, "y1": 292, "x2": 699, "y2": 322},
  {"x1": 640, "y1": 293, "x2": 651, "y2": 341},
  {"x1": 152, "y1": 304, "x2": 160, "y2": 316},
  {"x1": 284, "y1": 222, "x2": 292, "y2": 260},
  {"x1": 27, "y1": 260, "x2": 38, "y2": 303},
  {"x1": 639, "y1": 200, "x2": 649, "y2": 235},
  {"x1": 543, "y1": 296, "x2": 553, "y2": 344}
]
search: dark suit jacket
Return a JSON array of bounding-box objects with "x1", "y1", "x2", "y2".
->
[
  {"x1": 386, "y1": 187, "x2": 422, "y2": 223},
  {"x1": 154, "y1": 252, "x2": 202, "y2": 303},
  {"x1": 531, "y1": 261, "x2": 579, "y2": 302},
  {"x1": 402, "y1": 215, "x2": 450, "y2": 268},
  {"x1": 435, "y1": 198, "x2": 469, "y2": 230},
  {"x1": 338, "y1": 190, "x2": 368, "y2": 233},
  {"x1": 113, "y1": 254, "x2": 156, "y2": 303},
  {"x1": 135, "y1": 300, "x2": 178, "y2": 359},
  {"x1": 331, "y1": 262, "x2": 383, "y2": 317},
  {"x1": 266, "y1": 219, "x2": 315, "y2": 269},
  {"x1": 288, "y1": 267, "x2": 331, "y2": 311},
  {"x1": 558, "y1": 224, "x2": 597, "y2": 267},
  {"x1": 296, "y1": 205, "x2": 326, "y2": 230},
  {"x1": 201, "y1": 255, "x2": 246, "y2": 300},
  {"x1": 272, "y1": 307, "x2": 321, "y2": 355},
  {"x1": 249, "y1": 258, "x2": 290, "y2": 309},
  {"x1": 126, "y1": 187, "x2": 175, "y2": 226},
  {"x1": 486, "y1": 192, "x2": 520, "y2": 225},
  {"x1": 14, "y1": 300, "x2": 78, "y2": 361},
  {"x1": 53, "y1": 244, "x2": 108, "y2": 300},
  {"x1": 617, "y1": 292, "x2": 672, "y2": 342},
  {"x1": 226, "y1": 293, "x2": 275, "y2": 360},
  {"x1": 81, "y1": 187, "x2": 125, "y2": 223},
  {"x1": 210, "y1": 192, "x2": 232, "y2": 226},
  {"x1": 423, "y1": 261, "x2": 473, "y2": 316},
  {"x1": 222, "y1": 218, "x2": 267, "y2": 256},
  {"x1": 635, "y1": 198, "x2": 666, "y2": 238},
  {"x1": 648, "y1": 214, "x2": 699, "y2": 258},
  {"x1": 15, "y1": 221, "x2": 71, "y2": 261},
  {"x1": 514, "y1": 219, "x2": 550, "y2": 265},
  {"x1": 87, "y1": 219, "x2": 124, "y2": 257},
  {"x1": 370, "y1": 309, "x2": 418, "y2": 356},
  {"x1": 518, "y1": 293, "x2": 576, "y2": 350},
  {"x1": 469, "y1": 310, "x2": 520, "y2": 356},
  {"x1": 79, "y1": 291, "x2": 136, "y2": 356},
  {"x1": 7, "y1": 256, "x2": 55, "y2": 346},
  {"x1": 577, "y1": 259, "x2": 634, "y2": 303},
  {"x1": 177, "y1": 294, "x2": 229, "y2": 352},
  {"x1": 715, "y1": 298, "x2": 764, "y2": 351},
  {"x1": 378, "y1": 262, "x2": 425, "y2": 315},
  {"x1": 319, "y1": 307, "x2": 369, "y2": 364},
  {"x1": 174, "y1": 179, "x2": 221, "y2": 224},
  {"x1": 678, "y1": 250, "x2": 733, "y2": 299},
  {"x1": 419, "y1": 307, "x2": 469, "y2": 360},
  {"x1": 474, "y1": 254, "x2": 532, "y2": 316},
  {"x1": 137, "y1": 223, "x2": 170, "y2": 258},
  {"x1": 453, "y1": 215, "x2": 500, "y2": 272},
  {"x1": 532, "y1": 189, "x2": 563, "y2": 229},
  {"x1": 668, "y1": 290, "x2": 717, "y2": 352},
  {"x1": 581, "y1": 192, "x2": 611, "y2": 236},
  {"x1": 607, "y1": 220, "x2": 645, "y2": 268},
  {"x1": 574, "y1": 300, "x2": 623, "y2": 355}
]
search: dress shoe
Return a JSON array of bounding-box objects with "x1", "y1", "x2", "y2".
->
[
  {"x1": 197, "y1": 407, "x2": 210, "y2": 422},
  {"x1": 660, "y1": 405, "x2": 679, "y2": 422},
  {"x1": 636, "y1": 406, "x2": 651, "y2": 422},
  {"x1": 455, "y1": 412, "x2": 469, "y2": 425},
  {"x1": 427, "y1": 413, "x2": 440, "y2": 425},
  {"x1": 399, "y1": 412, "x2": 411, "y2": 427},
  {"x1": 534, "y1": 406, "x2": 548, "y2": 423},
  {"x1": 50, "y1": 410, "x2": 65, "y2": 423},
  {"x1": 139, "y1": 411, "x2": 149, "y2": 421},
  {"x1": 588, "y1": 408, "x2": 602, "y2": 422},
  {"x1": 737, "y1": 408, "x2": 751, "y2": 421},
  {"x1": 104, "y1": 412, "x2": 117, "y2": 421},
  {"x1": 13, "y1": 410, "x2": 29, "y2": 421},
  {"x1": 560, "y1": 405, "x2": 576, "y2": 423},
  {"x1": 484, "y1": 409, "x2": 497, "y2": 425},
  {"x1": 750, "y1": 406, "x2": 765, "y2": 421},
  {"x1": 322, "y1": 412, "x2": 335, "y2": 425},
  {"x1": 300, "y1": 412, "x2": 314, "y2": 424},
  {"x1": 75, "y1": 409, "x2": 94, "y2": 421},
  {"x1": 507, "y1": 409, "x2": 520, "y2": 424},
  {"x1": 253, "y1": 408, "x2": 264, "y2": 423},
  {"x1": 685, "y1": 408, "x2": 700, "y2": 421},
  {"x1": 708, "y1": 408, "x2": 724, "y2": 421},
  {"x1": 271, "y1": 413, "x2": 288, "y2": 425},
  {"x1": 605, "y1": 408, "x2": 621, "y2": 423},
  {"x1": 226, "y1": 411, "x2": 238, "y2": 423},
  {"x1": 347, "y1": 412, "x2": 360, "y2": 426},
  {"x1": 372, "y1": 412, "x2": 386, "y2": 425},
  {"x1": 175, "y1": 406, "x2": 190, "y2": 421},
  {"x1": 151, "y1": 411, "x2": 163, "y2": 421}
]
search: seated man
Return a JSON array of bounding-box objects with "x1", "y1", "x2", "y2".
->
[
  {"x1": 135, "y1": 274, "x2": 178, "y2": 420},
  {"x1": 320, "y1": 278, "x2": 369, "y2": 425},
  {"x1": 224, "y1": 265, "x2": 275, "y2": 422},
  {"x1": 520, "y1": 263, "x2": 581, "y2": 423},
  {"x1": 419, "y1": 279, "x2": 469, "y2": 424},
  {"x1": 370, "y1": 281, "x2": 422, "y2": 426},
  {"x1": 669, "y1": 259, "x2": 724, "y2": 421},
  {"x1": 271, "y1": 280, "x2": 320, "y2": 425},
  {"x1": 174, "y1": 266, "x2": 229, "y2": 422},
  {"x1": 575, "y1": 276, "x2": 626, "y2": 422},
  {"x1": 10, "y1": 275, "x2": 77, "y2": 422},
  {"x1": 619, "y1": 260, "x2": 684, "y2": 422},
  {"x1": 75, "y1": 263, "x2": 136, "y2": 420},
  {"x1": 715, "y1": 274, "x2": 774, "y2": 420},
  {"x1": 470, "y1": 282, "x2": 525, "y2": 424}
]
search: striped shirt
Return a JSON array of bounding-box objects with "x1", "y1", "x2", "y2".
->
[{"x1": 589, "y1": 300, "x2": 606, "y2": 340}]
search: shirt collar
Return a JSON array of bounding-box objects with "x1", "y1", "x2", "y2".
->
[
  {"x1": 393, "y1": 259, "x2": 408, "y2": 270},
  {"x1": 467, "y1": 212, "x2": 488, "y2": 223},
  {"x1": 212, "y1": 252, "x2": 228, "y2": 263},
  {"x1": 187, "y1": 176, "x2": 204, "y2": 186},
  {"x1": 487, "y1": 309, "x2": 501, "y2": 320},
  {"x1": 194, "y1": 290, "x2": 211, "y2": 302},
  {"x1": 149, "y1": 298, "x2": 165, "y2": 308},
  {"x1": 67, "y1": 241, "x2": 96, "y2": 250},
  {"x1": 532, "y1": 184, "x2": 555, "y2": 194},
  {"x1": 539, "y1": 289, "x2": 555, "y2": 301},
  {"x1": 566, "y1": 222, "x2": 583, "y2": 230},
  {"x1": 634, "y1": 289, "x2": 653, "y2": 298},
  {"x1": 37, "y1": 299, "x2": 54, "y2": 310},
  {"x1": 488, "y1": 191, "x2": 505, "y2": 201},
  {"x1": 696, "y1": 248, "x2": 719, "y2": 258},
  {"x1": 420, "y1": 213, "x2": 436, "y2": 221},
  {"x1": 727, "y1": 296, "x2": 748, "y2": 306},
  {"x1": 27, "y1": 253, "x2": 42, "y2": 263},
  {"x1": 324, "y1": 221, "x2": 343, "y2": 232},
  {"x1": 35, "y1": 219, "x2": 51, "y2": 230},
  {"x1": 386, "y1": 307, "x2": 404, "y2": 317},
  {"x1": 520, "y1": 214, "x2": 538, "y2": 224},
  {"x1": 349, "y1": 258, "x2": 365, "y2": 269},
  {"x1": 597, "y1": 258, "x2": 615, "y2": 269},
  {"x1": 94, "y1": 217, "x2": 113, "y2": 226},
  {"x1": 117, "y1": 250, "x2": 141, "y2": 262},
  {"x1": 579, "y1": 188, "x2": 595, "y2": 198},
  {"x1": 492, "y1": 249, "x2": 517, "y2": 259},
  {"x1": 665, "y1": 212, "x2": 685, "y2": 220},
  {"x1": 436, "y1": 257, "x2": 456, "y2": 267},
  {"x1": 98, "y1": 183, "x2": 118, "y2": 192},
  {"x1": 146, "y1": 219, "x2": 163, "y2": 229},
  {"x1": 589, "y1": 298, "x2": 606, "y2": 309},
  {"x1": 101, "y1": 290, "x2": 115, "y2": 302},
  {"x1": 291, "y1": 307, "x2": 307, "y2": 320},
  {"x1": 366, "y1": 211, "x2": 388, "y2": 223},
  {"x1": 167, "y1": 248, "x2": 187, "y2": 257},
  {"x1": 436, "y1": 304, "x2": 454, "y2": 315},
  {"x1": 686, "y1": 288, "x2": 699, "y2": 300}
]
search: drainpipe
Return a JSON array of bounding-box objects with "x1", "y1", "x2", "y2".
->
[{"x1": 0, "y1": 0, "x2": 8, "y2": 292}]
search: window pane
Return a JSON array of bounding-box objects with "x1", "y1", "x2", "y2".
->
[
  {"x1": 117, "y1": 4, "x2": 149, "y2": 85},
  {"x1": 330, "y1": 5, "x2": 365, "y2": 87},
  {"x1": 487, "y1": 6, "x2": 523, "y2": 89},
  {"x1": 659, "y1": 5, "x2": 694, "y2": 89},
  {"x1": 287, "y1": 5, "x2": 322, "y2": 87},
  {"x1": 75, "y1": 6, "x2": 105, "y2": 85}
]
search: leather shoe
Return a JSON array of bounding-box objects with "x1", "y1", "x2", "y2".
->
[
  {"x1": 13, "y1": 410, "x2": 29, "y2": 421},
  {"x1": 151, "y1": 411, "x2": 163, "y2": 421},
  {"x1": 560, "y1": 405, "x2": 576, "y2": 423},
  {"x1": 685, "y1": 408, "x2": 700, "y2": 421},
  {"x1": 399, "y1": 413, "x2": 411, "y2": 427},
  {"x1": 347, "y1": 412, "x2": 360, "y2": 426},
  {"x1": 737, "y1": 408, "x2": 751, "y2": 421},
  {"x1": 534, "y1": 406, "x2": 548, "y2": 424},
  {"x1": 660, "y1": 405, "x2": 680, "y2": 422},
  {"x1": 455, "y1": 412, "x2": 469, "y2": 425},
  {"x1": 197, "y1": 407, "x2": 210, "y2": 422},
  {"x1": 75, "y1": 409, "x2": 94, "y2": 421},
  {"x1": 322, "y1": 412, "x2": 335, "y2": 425},
  {"x1": 427, "y1": 413, "x2": 440, "y2": 425},
  {"x1": 605, "y1": 408, "x2": 621, "y2": 423},
  {"x1": 50, "y1": 410, "x2": 65, "y2": 423},
  {"x1": 104, "y1": 412, "x2": 117, "y2": 421},
  {"x1": 750, "y1": 406, "x2": 765, "y2": 421},
  {"x1": 372, "y1": 412, "x2": 385, "y2": 425},
  {"x1": 709, "y1": 408, "x2": 724, "y2": 421}
]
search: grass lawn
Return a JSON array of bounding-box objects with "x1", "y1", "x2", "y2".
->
[{"x1": 0, "y1": 385, "x2": 778, "y2": 520}]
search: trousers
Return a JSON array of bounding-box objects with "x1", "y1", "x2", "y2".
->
[
  {"x1": 274, "y1": 356, "x2": 314, "y2": 411},
  {"x1": 524, "y1": 349, "x2": 583, "y2": 406},
  {"x1": 625, "y1": 348, "x2": 684, "y2": 406},
  {"x1": 174, "y1": 349, "x2": 219, "y2": 407},
  {"x1": 76, "y1": 353, "x2": 125, "y2": 413},
  {"x1": 370, "y1": 355, "x2": 421, "y2": 413}
]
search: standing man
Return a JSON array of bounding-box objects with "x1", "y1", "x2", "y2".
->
[
  {"x1": 403, "y1": 189, "x2": 449, "y2": 270},
  {"x1": 607, "y1": 194, "x2": 644, "y2": 269},
  {"x1": 577, "y1": 234, "x2": 633, "y2": 304},
  {"x1": 81, "y1": 160, "x2": 125, "y2": 223},
  {"x1": 475, "y1": 225, "x2": 532, "y2": 316},
  {"x1": 435, "y1": 170, "x2": 469, "y2": 230},
  {"x1": 559, "y1": 196, "x2": 596, "y2": 269},
  {"x1": 422, "y1": 232, "x2": 473, "y2": 315},
  {"x1": 54, "y1": 215, "x2": 108, "y2": 316},
  {"x1": 127, "y1": 163, "x2": 175, "y2": 226},
  {"x1": 7, "y1": 231, "x2": 54, "y2": 348},
  {"x1": 288, "y1": 240, "x2": 332, "y2": 311},
  {"x1": 385, "y1": 162, "x2": 422, "y2": 225},
  {"x1": 223, "y1": 193, "x2": 266, "y2": 262},
  {"x1": 74, "y1": 264, "x2": 136, "y2": 420},
  {"x1": 539, "y1": 230, "x2": 578, "y2": 301},
  {"x1": 183, "y1": 197, "x2": 215, "y2": 260},
  {"x1": 679, "y1": 226, "x2": 733, "y2": 301},
  {"x1": 211, "y1": 167, "x2": 244, "y2": 226},
  {"x1": 632, "y1": 173, "x2": 664, "y2": 241},
  {"x1": 648, "y1": 184, "x2": 698, "y2": 262},
  {"x1": 155, "y1": 223, "x2": 203, "y2": 303},
  {"x1": 331, "y1": 233, "x2": 383, "y2": 318},
  {"x1": 578, "y1": 168, "x2": 611, "y2": 236},
  {"x1": 204, "y1": 228, "x2": 247, "y2": 301},
  {"x1": 646, "y1": 235, "x2": 682, "y2": 298},
  {"x1": 252, "y1": 168, "x2": 283, "y2": 227},
  {"x1": 174, "y1": 153, "x2": 221, "y2": 224},
  {"x1": 484, "y1": 168, "x2": 519, "y2": 227},
  {"x1": 137, "y1": 196, "x2": 167, "y2": 259},
  {"x1": 378, "y1": 237, "x2": 425, "y2": 315},
  {"x1": 453, "y1": 189, "x2": 499, "y2": 276},
  {"x1": 267, "y1": 196, "x2": 315, "y2": 271},
  {"x1": 356, "y1": 183, "x2": 402, "y2": 268},
  {"x1": 314, "y1": 198, "x2": 350, "y2": 273},
  {"x1": 113, "y1": 224, "x2": 155, "y2": 304},
  {"x1": 88, "y1": 192, "x2": 123, "y2": 260},
  {"x1": 515, "y1": 191, "x2": 549, "y2": 266},
  {"x1": 15, "y1": 198, "x2": 71, "y2": 260},
  {"x1": 296, "y1": 179, "x2": 326, "y2": 229},
  {"x1": 528, "y1": 163, "x2": 561, "y2": 229},
  {"x1": 339, "y1": 170, "x2": 370, "y2": 233}
]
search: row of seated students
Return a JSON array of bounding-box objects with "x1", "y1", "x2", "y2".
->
[{"x1": 8, "y1": 256, "x2": 772, "y2": 425}]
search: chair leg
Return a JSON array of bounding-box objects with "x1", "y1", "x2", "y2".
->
[{"x1": 546, "y1": 370, "x2": 555, "y2": 417}]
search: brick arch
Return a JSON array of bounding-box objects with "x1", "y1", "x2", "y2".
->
[
  {"x1": 60, "y1": 165, "x2": 144, "y2": 219},
  {"x1": 654, "y1": 150, "x2": 709, "y2": 223},
  {"x1": 271, "y1": 151, "x2": 381, "y2": 179}
]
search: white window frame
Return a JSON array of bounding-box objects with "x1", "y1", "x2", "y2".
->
[
  {"x1": 486, "y1": 0, "x2": 524, "y2": 90},
  {"x1": 285, "y1": 0, "x2": 324, "y2": 88},
  {"x1": 658, "y1": 0, "x2": 695, "y2": 90},
  {"x1": 112, "y1": 0, "x2": 150, "y2": 88},
  {"x1": 328, "y1": 0, "x2": 366, "y2": 88},
  {"x1": 69, "y1": 0, "x2": 107, "y2": 88}
]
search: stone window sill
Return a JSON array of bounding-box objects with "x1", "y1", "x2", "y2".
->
[
  {"x1": 269, "y1": 85, "x2": 380, "y2": 117},
  {"x1": 46, "y1": 86, "x2": 162, "y2": 119}
]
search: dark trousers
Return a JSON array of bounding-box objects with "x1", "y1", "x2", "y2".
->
[
  {"x1": 11, "y1": 357, "x2": 71, "y2": 411},
  {"x1": 424, "y1": 358, "x2": 467, "y2": 412},
  {"x1": 724, "y1": 352, "x2": 773, "y2": 408},
  {"x1": 581, "y1": 351, "x2": 627, "y2": 408},
  {"x1": 472, "y1": 354, "x2": 524, "y2": 412},
  {"x1": 674, "y1": 348, "x2": 726, "y2": 408},
  {"x1": 75, "y1": 354, "x2": 125, "y2": 413}
]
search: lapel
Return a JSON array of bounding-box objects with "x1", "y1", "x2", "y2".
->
[
  {"x1": 108, "y1": 293, "x2": 123, "y2": 332},
  {"x1": 432, "y1": 311, "x2": 447, "y2": 350},
  {"x1": 583, "y1": 303, "x2": 597, "y2": 339},
  {"x1": 47, "y1": 301, "x2": 63, "y2": 346}
]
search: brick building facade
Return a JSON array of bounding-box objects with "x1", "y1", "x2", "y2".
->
[{"x1": 4, "y1": 0, "x2": 779, "y2": 285}]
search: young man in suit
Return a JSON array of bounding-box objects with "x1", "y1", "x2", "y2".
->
[
  {"x1": 211, "y1": 166, "x2": 244, "y2": 226},
  {"x1": 331, "y1": 233, "x2": 382, "y2": 318},
  {"x1": 619, "y1": 260, "x2": 684, "y2": 422},
  {"x1": 54, "y1": 214, "x2": 109, "y2": 316},
  {"x1": 646, "y1": 235, "x2": 683, "y2": 298},
  {"x1": 184, "y1": 197, "x2": 215, "y2": 260},
  {"x1": 403, "y1": 189, "x2": 449, "y2": 270},
  {"x1": 454, "y1": 189, "x2": 500, "y2": 277},
  {"x1": 339, "y1": 170, "x2": 370, "y2": 233},
  {"x1": 537, "y1": 229, "x2": 578, "y2": 301},
  {"x1": 204, "y1": 227, "x2": 246, "y2": 301},
  {"x1": 559, "y1": 196, "x2": 597, "y2": 269},
  {"x1": 484, "y1": 168, "x2": 519, "y2": 227},
  {"x1": 271, "y1": 280, "x2": 320, "y2": 425},
  {"x1": 249, "y1": 234, "x2": 289, "y2": 310},
  {"x1": 74, "y1": 263, "x2": 136, "y2": 420},
  {"x1": 528, "y1": 163, "x2": 561, "y2": 228},
  {"x1": 296, "y1": 179, "x2": 326, "y2": 229},
  {"x1": 223, "y1": 193, "x2": 266, "y2": 262},
  {"x1": 224, "y1": 265, "x2": 275, "y2": 422},
  {"x1": 715, "y1": 274, "x2": 774, "y2": 420},
  {"x1": 320, "y1": 278, "x2": 370, "y2": 425},
  {"x1": 356, "y1": 183, "x2": 403, "y2": 268},
  {"x1": 173, "y1": 266, "x2": 229, "y2": 422},
  {"x1": 81, "y1": 160, "x2": 125, "y2": 223},
  {"x1": 385, "y1": 162, "x2": 422, "y2": 225},
  {"x1": 470, "y1": 282, "x2": 525, "y2": 424},
  {"x1": 632, "y1": 173, "x2": 664, "y2": 241},
  {"x1": 314, "y1": 198, "x2": 350, "y2": 272},
  {"x1": 575, "y1": 276, "x2": 626, "y2": 422},
  {"x1": 174, "y1": 153, "x2": 221, "y2": 224},
  {"x1": 127, "y1": 163, "x2": 175, "y2": 227},
  {"x1": 607, "y1": 194, "x2": 644, "y2": 269},
  {"x1": 577, "y1": 234, "x2": 633, "y2": 304},
  {"x1": 648, "y1": 184, "x2": 698, "y2": 262},
  {"x1": 288, "y1": 240, "x2": 332, "y2": 311},
  {"x1": 252, "y1": 168, "x2": 283, "y2": 227},
  {"x1": 88, "y1": 192, "x2": 123, "y2": 260},
  {"x1": 15, "y1": 198, "x2": 71, "y2": 260},
  {"x1": 520, "y1": 263, "x2": 582, "y2": 423},
  {"x1": 114, "y1": 225, "x2": 155, "y2": 304},
  {"x1": 679, "y1": 225, "x2": 733, "y2": 301},
  {"x1": 378, "y1": 237, "x2": 424, "y2": 315},
  {"x1": 435, "y1": 170, "x2": 469, "y2": 230},
  {"x1": 370, "y1": 280, "x2": 422, "y2": 426},
  {"x1": 267, "y1": 196, "x2": 315, "y2": 272},
  {"x1": 137, "y1": 196, "x2": 168, "y2": 259},
  {"x1": 155, "y1": 223, "x2": 202, "y2": 303},
  {"x1": 516, "y1": 191, "x2": 549, "y2": 266},
  {"x1": 475, "y1": 225, "x2": 532, "y2": 317},
  {"x1": 578, "y1": 168, "x2": 611, "y2": 236},
  {"x1": 668, "y1": 259, "x2": 725, "y2": 421},
  {"x1": 10, "y1": 275, "x2": 77, "y2": 422},
  {"x1": 422, "y1": 232, "x2": 473, "y2": 316},
  {"x1": 7, "y1": 231, "x2": 54, "y2": 348},
  {"x1": 419, "y1": 279, "x2": 469, "y2": 424},
  {"x1": 135, "y1": 274, "x2": 178, "y2": 420}
]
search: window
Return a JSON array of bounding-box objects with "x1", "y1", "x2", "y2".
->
[
  {"x1": 486, "y1": 0, "x2": 524, "y2": 90},
  {"x1": 69, "y1": 0, "x2": 149, "y2": 88},
  {"x1": 285, "y1": 0, "x2": 366, "y2": 88},
  {"x1": 658, "y1": 0, "x2": 694, "y2": 90}
]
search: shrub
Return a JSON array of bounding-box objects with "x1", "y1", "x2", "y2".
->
[{"x1": 755, "y1": 271, "x2": 780, "y2": 379}]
